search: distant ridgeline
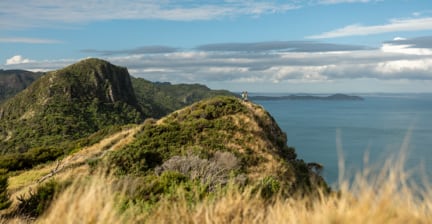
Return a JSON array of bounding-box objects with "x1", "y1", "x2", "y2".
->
[
  {"x1": 0, "y1": 58, "x2": 233, "y2": 170},
  {"x1": 0, "y1": 69, "x2": 42, "y2": 103},
  {"x1": 131, "y1": 78, "x2": 233, "y2": 118},
  {"x1": 250, "y1": 94, "x2": 364, "y2": 101}
]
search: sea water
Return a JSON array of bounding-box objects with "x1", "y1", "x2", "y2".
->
[{"x1": 254, "y1": 94, "x2": 432, "y2": 186}]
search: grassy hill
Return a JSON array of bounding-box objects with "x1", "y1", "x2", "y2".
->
[
  {"x1": 1, "y1": 96, "x2": 428, "y2": 224},
  {"x1": 106, "y1": 96, "x2": 326, "y2": 192},
  {"x1": 0, "y1": 96, "x2": 329, "y2": 222}
]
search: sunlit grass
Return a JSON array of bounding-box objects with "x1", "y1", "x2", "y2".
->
[
  {"x1": 28, "y1": 150, "x2": 431, "y2": 224},
  {"x1": 8, "y1": 166, "x2": 51, "y2": 192},
  {"x1": 4, "y1": 121, "x2": 429, "y2": 223}
]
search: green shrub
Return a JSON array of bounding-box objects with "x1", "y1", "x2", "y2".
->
[
  {"x1": 15, "y1": 179, "x2": 70, "y2": 218},
  {"x1": 108, "y1": 149, "x2": 163, "y2": 175},
  {"x1": 106, "y1": 98, "x2": 246, "y2": 175},
  {"x1": 0, "y1": 169, "x2": 11, "y2": 210},
  {"x1": 258, "y1": 176, "x2": 280, "y2": 199}
]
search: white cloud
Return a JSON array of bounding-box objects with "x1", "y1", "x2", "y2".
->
[
  {"x1": 375, "y1": 59, "x2": 432, "y2": 75},
  {"x1": 4, "y1": 41, "x2": 432, "y2": 92},
  {"x1": 0, "y1": 1, "x2": 298, "y2": 29},
  {"x1": 0, "y1": 37, "x2": 62, "y2": 44},
  {"x1": 308, "y1": 17, "x2": 432, "y2": 39},
  {"x1": 5, "y1": 55, "x2": 32, "y2": 65},
  {"x1": 381, "y1": 43, "x2": 432, "y2": 55}
]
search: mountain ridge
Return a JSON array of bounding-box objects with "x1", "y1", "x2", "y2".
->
[{"x1": 0, "y1": 58, "x2": 142, "y2": 170}]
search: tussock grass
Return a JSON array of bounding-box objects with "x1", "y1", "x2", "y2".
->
[
  {"x1": 4, "y1": 102, "x2": 430, "y2": 223},
  {"x1": 3, "y1": 125, "x2": 140, "y2": 215},
  {"x1": 28, "y1": 151, "x2": 432, "y2": 224},
  {"x1": 36, "y1": 174, "x2": 126, "y2": 224}
]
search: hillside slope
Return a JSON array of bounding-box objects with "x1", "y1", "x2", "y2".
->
[
  {"x1": 0, "y1": 58, "x2": 142, "y2": 170},
  {"x1": 0, "y1": 96, "x2": 329, "y2": 222},
  {"x1": 107, "y1": 96, "x2": 326, "y2": 192},
  {"x1": 0, "y1": 70, "x2": 41, "y2": 103},
  {"x1": 0, "y1": 58, "x2": 236, "y2": 171},
  {"x1": 131, "y1": 77, "x2": 234, "y2": 118}
]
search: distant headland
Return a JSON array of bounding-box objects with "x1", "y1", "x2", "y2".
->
[{"x1": 249, "y1": 93, "x2": 364, "y2": 101}]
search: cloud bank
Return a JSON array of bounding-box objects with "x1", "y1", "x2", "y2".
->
[{"x1": 5, "y1": 39, "x2": 432, "y2": 90}]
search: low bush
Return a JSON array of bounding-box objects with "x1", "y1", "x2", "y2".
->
[
  {"x1": 15, "y1": 179, "x2": 70, "y2": 218},
  {"x1": 0, "y1": 169, "x2": 11, "y2": 210},
  {"x1": 155, "y1": 151, "x2": 241, "y2": 191}
]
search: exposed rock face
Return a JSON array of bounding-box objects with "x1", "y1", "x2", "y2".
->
[{"x1": 61, "y1": 58, "x2": 139, "y2": 106}]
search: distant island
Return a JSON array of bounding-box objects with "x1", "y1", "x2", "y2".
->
[{"x1": 249, "y1": 93, "x2": 364, "y2": 101}]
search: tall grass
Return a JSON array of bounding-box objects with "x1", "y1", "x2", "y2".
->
[
  {"x1": 30, "y1": 149, "x2": 432, "y2": 224},
  {"x1": 36, "y1": 174, "x2": 128, "y2": 224},
  {"x1": 0, "y1": 127, "x2": 416, "y2": 223}
]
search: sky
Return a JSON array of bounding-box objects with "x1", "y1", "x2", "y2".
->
[{"x1": 1, "y1": 0, "x2": 432, "y2": 93}]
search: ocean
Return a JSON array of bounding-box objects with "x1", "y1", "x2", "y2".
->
[{"x1": 254, "y1": 94, "x2": 432, "y2": 187}]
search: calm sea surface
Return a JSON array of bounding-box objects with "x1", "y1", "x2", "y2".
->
[{"x1": 254, "y1": 94, "x2": 432, "y2": 186}]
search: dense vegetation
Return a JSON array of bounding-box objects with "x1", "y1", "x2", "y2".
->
[
  {"x1": 0, "y1": 70, "x2": 41, "y2": 103},
  {"x1": 131, "y1": 77, "x2": 234, "y2": 118},
  {"x1": 0, "y1": 96, "x2": 328, "y2": 221},
  {"x1": 0, "y1": 59, "x2": 236, "y2": 172},
  {"x1": 0, "y1": 59, "x2": 142, "y2": 170},
  {"x1": 104, "y1": 96, "x2": 327, "y2": 208},
  {"x1": 0, "y1": 169, "x2": 10, "y2": 210},
  {"x1": 0, "y1": 59, "x2": 331, "y2": 223}
]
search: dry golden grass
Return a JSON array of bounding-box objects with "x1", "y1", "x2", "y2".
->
[
  {"x1": 8, "y1": 166, "x2": 52, "y2": 192},
  {"x1": 5, "y1": 101, "x2": 430, "y2": 223},
  {"x1": 29, "y1": 150, "x2": 432, "y2": 224},
  {"x1": 5, "y1": 125, "x2": 141, "y2": 212},
  {"x1": 36, "y1": 174, "x2": 126, "y2": 224}
]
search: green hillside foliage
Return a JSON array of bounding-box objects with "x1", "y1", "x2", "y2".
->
[
  {"x1": 0, "y1": 59, "x2": 143, "y2": 170},
  {"x1": 0, "y1": 59, "x2": 236, "y2": 171},
  {"x1": 0, "y1": 60, "x2": 330, "y2": 221},
  {"x1": 0, "y1": 96, "x2": 328, "y2": 220},
  {"x1": 0, "y1": 169, "x2": 11, "y2": 210},
  {"x1": 108, "y1": 97, "x2": 246, "y2": 174},
  {"x1": 131, "y1": 77, "x2": 234, "y2": 118},
  {"x1": 105, "y1": 96, "x2": 327, "y2": 205},
  {"x1": 0, "y1": 70, "x2": 41, "y2": 103}
]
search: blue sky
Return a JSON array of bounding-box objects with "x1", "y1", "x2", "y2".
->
[{"x1": 2, "y1": 0, "x2": 432, "y2": 93}]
